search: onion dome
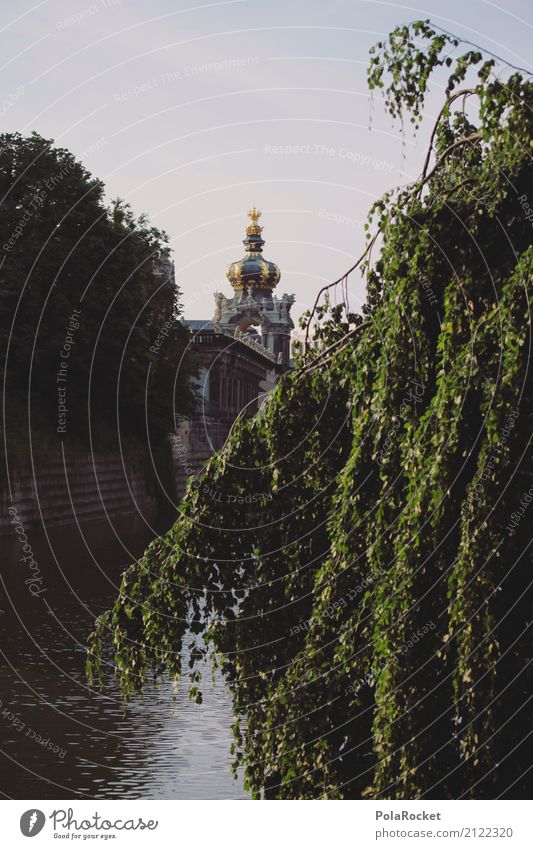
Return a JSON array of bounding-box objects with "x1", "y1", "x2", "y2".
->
[{"x1": 226, "y1": 207, "x2": 281, "y2": 291}]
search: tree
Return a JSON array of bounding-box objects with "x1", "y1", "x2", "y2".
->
[
  {"x1": 87, "y1": 23, "x2": 532, "y2": 799},
  {"x1": 0, "y1": 132, "x2": 194, "y2": 464}
]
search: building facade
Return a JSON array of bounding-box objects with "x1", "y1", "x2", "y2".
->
[{"x1": 172, "y1": 208, "x2": 294, "y2": 496}]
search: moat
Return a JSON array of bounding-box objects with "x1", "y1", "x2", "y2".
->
[{"x1": 0, "y1": 522, "x2": 247, "y2": 799}]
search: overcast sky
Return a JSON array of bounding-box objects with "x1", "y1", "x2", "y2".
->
[{"x1": 2, "y1": 0, "x2": 531, "y2": 322}]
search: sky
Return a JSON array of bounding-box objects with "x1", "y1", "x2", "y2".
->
[{"x1": 1, "y1": 0, "x2": 531, "y2": 323}]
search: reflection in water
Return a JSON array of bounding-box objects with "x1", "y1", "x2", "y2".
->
[{"x1": 0, "y1": 520, "x2": 247, "y2": 799}]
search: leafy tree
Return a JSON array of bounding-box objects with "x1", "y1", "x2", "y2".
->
[
  {"x1": 87, "y1": 23, "x2": 532, "y2": 798},
  {"x1": 0, "y1": 132, "x2": 194, "y2": 465}
]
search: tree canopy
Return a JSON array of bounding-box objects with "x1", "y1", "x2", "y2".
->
[
  {"x1": 87, "y1": 22, "x2": 532, "y2": 798},
  {"x1": 1, "y1": 131, "x2": 194, "y2": 463}
]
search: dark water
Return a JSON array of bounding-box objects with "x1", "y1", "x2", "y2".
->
[{"x1": 0, "y1": 520, "x2": 247, "y2": 799}]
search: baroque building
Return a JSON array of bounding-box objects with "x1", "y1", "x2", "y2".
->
[
  {"x1": 172, "y1": 208, "x2": 294, "y2": 496},
  {"x1": 215, "y1": 206, "x2": 295, "y2": 365}
]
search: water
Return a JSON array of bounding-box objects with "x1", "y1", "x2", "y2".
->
[{"x1": 0, "y1": 520, "x2": 247, "y2": 799}]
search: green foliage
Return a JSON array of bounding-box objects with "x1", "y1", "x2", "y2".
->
[
  {"x1": 0, "y1": 132, "x2": 194, "y2": 464},
  {"x1": 368, "y1": 19, "x2": 495, "y2": 129},
  {"x1": 87, "y1": 25, "x2": 532, "y2": 798}
]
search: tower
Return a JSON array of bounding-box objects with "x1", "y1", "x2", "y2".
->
[{"x1": 212, "y1": 208, "x2": 295, "y2": 365}]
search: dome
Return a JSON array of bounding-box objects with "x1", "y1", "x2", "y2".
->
[{"x1": 226, "y1": 207, "x2": 281, "y2": 291}]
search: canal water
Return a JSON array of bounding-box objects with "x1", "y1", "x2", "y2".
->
[{"x1": 0, "y1": 520, "x2": 247, "y2": 799}]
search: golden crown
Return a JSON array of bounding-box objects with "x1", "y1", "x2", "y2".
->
[{"x1": 246, "y1": 206, "x2": 263, "y2": 236}]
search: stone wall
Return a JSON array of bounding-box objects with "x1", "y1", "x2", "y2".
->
[
  {"x1": 1, "y1": 445, "x2": 161, "y2": 536},
  {"x1": 170, "y1": 417, "x2": 232, "y2": 499},
  {"x1": 1, "y1": 417, "x2": 241, "y2": 538}
]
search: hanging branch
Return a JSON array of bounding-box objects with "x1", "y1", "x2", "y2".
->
[
  {"x1": 304, "y1": 233, "x2": 379, "y2": 352},
  {"x1": 303, "y1": 123, "x2": 482, "y2": 365},
  {"x1": 423, "y1": 21, "x2": 533, "y2": 76},
  {"x1": 419, "y1": 132, "x2": 483, "y2": 187},
  {"x1": 418, "y1": 89, "x2": 477, "y2": 190},
  {"x1": 297, "y1": 321, "x2": 370, "y2": 377}
]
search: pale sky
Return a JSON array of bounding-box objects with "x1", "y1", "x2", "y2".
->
[{"x1": 1, "y1": 0, "x2": 531, "y2": 322}]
